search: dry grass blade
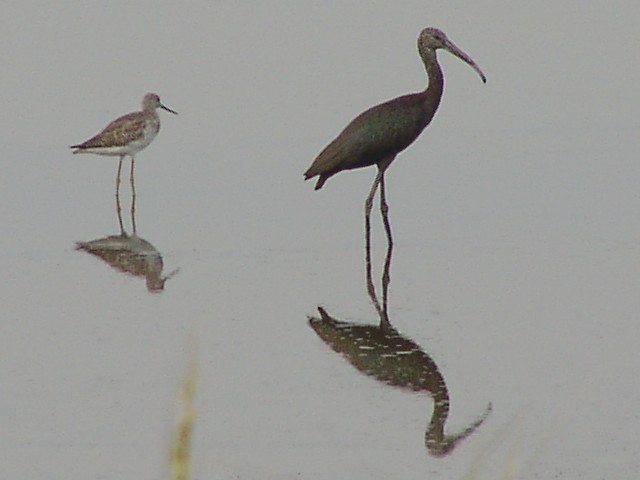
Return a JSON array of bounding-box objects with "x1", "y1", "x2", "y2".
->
[{"x1": 168, "y1": 351, "x2": 198, "y2": 480}]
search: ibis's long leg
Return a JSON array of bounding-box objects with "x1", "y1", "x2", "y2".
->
[
  {"x1": 379, "y1": 174, "x2": 393, "y2": 325},
  {"x1": 365, "y1": 169, "x2": 384, "y2": 322},
  {"x1": 364, "y1": 156, "x2": 394, "y2": 325}
]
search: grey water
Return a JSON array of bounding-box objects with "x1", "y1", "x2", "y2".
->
[{"x1": 1, "y1": 2, "x2": 639, "y2": 479}]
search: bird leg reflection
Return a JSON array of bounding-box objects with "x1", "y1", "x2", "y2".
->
[
  {"x1": 115, "y1": 192, "x2": 125, "y2": 235},
  {"x1": 131, "y1": 186, "x2": 138, "y2": 235}
]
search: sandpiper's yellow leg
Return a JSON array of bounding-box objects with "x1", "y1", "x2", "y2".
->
[
  {"x1": 129, "y1": 157, "x2": 136, "y2": 198},
  {"x1": 115, "y1": 155, "x2": 124, "y2": 231},
  {"x1": 116, "y1": 155, "x2": 124, "y2": 197}
]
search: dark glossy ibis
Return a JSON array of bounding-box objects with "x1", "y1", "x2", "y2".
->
[{"x1": 304, "y1": 28, "x2": 486, "y2": 290}]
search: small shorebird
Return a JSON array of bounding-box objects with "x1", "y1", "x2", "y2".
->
[{"x1": 71, "y1": 93, "x2": 177, "y2": 196}]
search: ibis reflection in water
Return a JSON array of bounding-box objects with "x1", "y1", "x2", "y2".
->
[
  {"x1": 75, "y1": 185, "x2": 178, "y2": 292},
  {"x1": 308, "y1": 122, "x2": 490, "y2": 455},
  {"x1": 305, "y1": 28, "x2": 486, "y2": 301},
  {"x1": 309, "y1": 306, "x2": 491, "y2": 457}
]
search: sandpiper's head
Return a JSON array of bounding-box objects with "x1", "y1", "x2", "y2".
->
[
  {"x1": 142, "y1": 93, "x2": 178, "y2": 114},
  {"x1": 418, "y1": 27, "x2": 486, "y2": 83}
]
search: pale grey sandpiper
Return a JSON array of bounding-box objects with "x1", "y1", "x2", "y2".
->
[{"x1": 71, "y1": 93, "x2": 177, "y2": 196}]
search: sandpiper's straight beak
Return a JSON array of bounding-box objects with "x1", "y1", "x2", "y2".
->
[
  {"x1": 161, "y1": 103, "x2": 178, "y2": 115},
  {"x1": 444, "y1": 39, "x2": 487, "y2": 83}
]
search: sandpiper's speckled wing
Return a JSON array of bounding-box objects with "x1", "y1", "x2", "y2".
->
[{"x1": 72, "y1": 112, "x2": 152, "y2": 150}]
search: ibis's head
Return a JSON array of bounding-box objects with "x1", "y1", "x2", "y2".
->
[{"x1": 418, "y1": 28, "x2": 486, "y2": 83}]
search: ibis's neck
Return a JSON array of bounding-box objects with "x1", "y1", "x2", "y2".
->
[{"x1": 420, "y1": 48, "x2": 444, "y2": 114}]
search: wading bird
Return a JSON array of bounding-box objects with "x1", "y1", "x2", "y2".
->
[
  {"x1": 304, "y1": 28, "x2": 486, "y2": 288},
  {"x1": 71, "y1": 93, "x2": 177, "y2": 197}
]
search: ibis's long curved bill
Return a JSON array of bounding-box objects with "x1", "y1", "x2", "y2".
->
[{"x1": 444, "y1": 40, "x2": 487, "y2": 83}]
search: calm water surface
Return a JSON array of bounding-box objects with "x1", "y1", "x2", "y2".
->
[{"x1": 1, "y1": 2, "x2": 639, "y2": 479}]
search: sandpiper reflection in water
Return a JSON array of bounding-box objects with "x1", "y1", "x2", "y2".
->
[{"x1": 75, "y1": 186, "x2": 178, "y2": 292}]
